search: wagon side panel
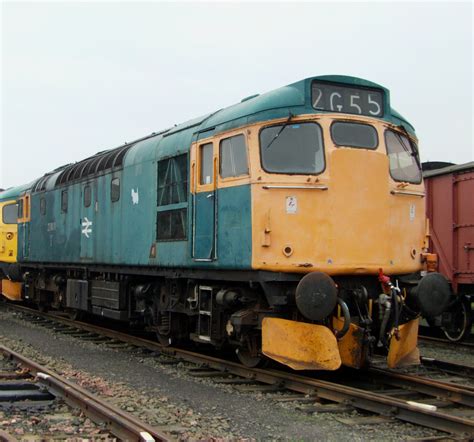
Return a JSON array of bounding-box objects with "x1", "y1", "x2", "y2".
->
[{"x1": 454, "y1": 168, "x2": 474, "y2": 286}]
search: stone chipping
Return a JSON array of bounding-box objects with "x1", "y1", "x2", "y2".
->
[{"x1": 0, "y1": 306, "x2": 464, "y2": 440}]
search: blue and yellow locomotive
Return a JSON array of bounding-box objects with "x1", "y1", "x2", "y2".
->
[{"x1": 0, "y1": 75, "x2": 451, "y2": 370}]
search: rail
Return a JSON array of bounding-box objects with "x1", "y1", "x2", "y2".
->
[
  {"x1": 3, "y1": 303, "x2": 474, "y2": 438},
  {"x1": 0, "y1": 343, "x2": 171, "y2": 442}
]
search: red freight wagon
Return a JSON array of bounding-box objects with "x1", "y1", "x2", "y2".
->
[{"x1": 424, "y1": 161, "x2": 474, "y2": 341}]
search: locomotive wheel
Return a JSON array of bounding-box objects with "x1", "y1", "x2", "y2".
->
[
  {"x1": 236, "y1": 348, "x2": 266, "y2": 368},
  {"x1": 236, "y1": 335, "x2": 268, "y2": 368},
  {"x1": 156, "y1": 331, "x2": 173, "y2": 347},
  {"x1": 37, "y1": 303, "x2": 49, "y2": 313},
  {"x1": 67, "y1": 309, "x2": 84, "y2": 321},
  {"x1": 442, "y1": 298, "x2": 472, "y2": 342}
]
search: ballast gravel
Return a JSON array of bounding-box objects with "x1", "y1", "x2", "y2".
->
[
  {"x1": 0, "y1": 306, "x2": 450, "y2": 441},
  {"x1": 418, "y1": 340, "x2": 474, "y2": 367}
]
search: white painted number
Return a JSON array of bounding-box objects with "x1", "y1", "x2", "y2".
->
[
  {"x1": 330, "y1": 92, "x2": 343, "y2": 111},
  {"x1": 350, "y1": 94, "x2": 362, "y2": 114},
  {"x1": 368, "y1": 94, "x2": 381, "y2": 115},
  {"x1": 313, "y1": 88, "x2": 323, "y2": 109}
]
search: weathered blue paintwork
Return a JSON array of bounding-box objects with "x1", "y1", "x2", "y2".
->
[{"x1": 16, "y1": 75, "x2": 412, "y2": 271}]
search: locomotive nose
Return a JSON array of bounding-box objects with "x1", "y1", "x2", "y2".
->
[{"x1": 411, "y1": 272, "x2": 452, "y2": 317}]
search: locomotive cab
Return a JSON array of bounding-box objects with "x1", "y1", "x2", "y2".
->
[
  {"x1": 234, "y1": 80, "x2": 450, "y2": 370},
  {"x1": 0, "y1": 196, "x2": 23, "y2": 301}
]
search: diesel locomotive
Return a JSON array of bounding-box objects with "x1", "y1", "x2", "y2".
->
[{"x1": 0, "y1": 75, "x2": 452, "y2": 370}]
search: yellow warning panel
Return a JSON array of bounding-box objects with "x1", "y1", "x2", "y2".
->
[
  {"x1": 262, "y1": 317, "x2": 341, "y2": 370},
  {"x1": 387, "y1": 318, "x2": 420, "y2": 368},
  {"x1": 333, "y1": 317, "x2": 368, "y2": 369},
  {"x1": 1, "y1": 279, "x2": 22, "y2": 301}
]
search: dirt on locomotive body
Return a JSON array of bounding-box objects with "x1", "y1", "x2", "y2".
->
[{"x1": 0, "y1": 75, "x2": 456, "y2": 371}]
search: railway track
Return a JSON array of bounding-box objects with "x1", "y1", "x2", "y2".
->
[
  {"x1": 2, "y1": 303, "x2": 474, "y2": 438},
  {"x1": 0, "y1": 343, "x2": 171, "y2": 441},
  {"x1": 419, "y1": 334, "x2": 474, "y2": 349}
]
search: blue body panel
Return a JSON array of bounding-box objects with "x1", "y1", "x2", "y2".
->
[{"x1": 18, "y1": 75, "x2": 410, "y2": 271}]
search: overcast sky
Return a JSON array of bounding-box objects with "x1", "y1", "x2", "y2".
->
[{"x1": 1, "y1": 1, "x2": 472, "y2": 189}]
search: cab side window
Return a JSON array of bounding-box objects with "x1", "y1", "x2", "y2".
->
[
  {"x1": 220, "y1": 134, "x2": 248, "y2": 178},
  {"x1": 199, "y1": 143, "x2": 213, "y2": 185},
  {"x1": 2, "y1": 203, "x2": 18, "y2": 224}
]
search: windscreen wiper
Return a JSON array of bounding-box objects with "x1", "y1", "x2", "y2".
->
[
  {"x1": 265, "y1": 111, "x2": 294, "y2": 149},
  {"x1": 396, "y1": 125, "x2": 422, "y2": 171}
]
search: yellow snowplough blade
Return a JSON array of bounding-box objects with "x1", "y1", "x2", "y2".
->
[
  {"x1": 333, "y1": 317, "x2": 367, "y2": 369},
  {"x1": 262, "y1": 317, "x2": 341, "y2": 370},
  {"x1": 1, "y1": 279, "x2": 22, "y2": 301},
  {"x1": 387, "y1": 318, "x2": 420, "y2": 368}
]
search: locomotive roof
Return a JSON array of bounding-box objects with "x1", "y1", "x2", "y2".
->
[
  {"x1": 0, "y1": 181, "x2": 36, "y2": 202},
  {"x1": 25, "y1": 75, "x2": 416, "y2": 192},
  {"x1": 121, "y1": 75, "x2": 414, "y2": 169},
  {"x1": 423, "y1": 161, "x2": 474, "y2": 178}
]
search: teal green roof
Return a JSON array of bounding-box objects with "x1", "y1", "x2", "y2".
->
[
  {"x1": 194, "y1": 75, "x2": 414, "y2": 135},
  {"x1": 124, "y1": 75, "x2": 415, "y2": 168},
  {"x1": 34, "y1": 75, "x2": 418, "y2": 181},
  {"x1": 0, "y1": 181, "x2": 34, "y2": 202}
]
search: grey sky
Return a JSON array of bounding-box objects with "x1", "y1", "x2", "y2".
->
[{"x1": 1, "y1": 1, "x2": 472, "y2": 189}]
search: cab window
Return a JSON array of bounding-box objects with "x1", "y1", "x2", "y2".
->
[
  {"x1": 220, "y1": 134, "x2": 248, "y2": 178},
  {"x1": 200, "y1": 143, "x2": 213, "y2": 184},
  {"x1": 2, "y1": 203, "x2": 18, "y2": 224},
  {"x1": 385, "y1": 130, "x2": 422, "y2": 184},
  {"x1": 331, "y1": 121, "x2": 378, "y2": 149},
  {"x1": 18, "y1": 200, "x2": 23, "y2": 219},
  {"x1": 260, "y1": 122, "x2": 324, "y2": 174}
]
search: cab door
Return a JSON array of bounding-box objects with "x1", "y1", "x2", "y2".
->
[
  {"x1": 80, "y1": 183, "x2": 95, "y2": 261},
  {"x1": 193, "y1": 142, "x2": 217, "y2": 261},
  {"x1": 19, "y1": 194, "x2": 31, "y2": 260}
]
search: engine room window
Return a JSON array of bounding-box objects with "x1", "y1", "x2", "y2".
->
[
  {"x1": 158, "y1": 154, "x2": 188, "y2": 206},
  {"x1": 260, "y1": 122, "x2": 325, "y2": 174},
  {"x1": 220, "y1": 134, "x2": 249, "y2": 178},
  {"x1": 199, "y1": 143, "x2": 214, "y2": 184},
  {"x1": 331, "y1": 121, "x2": 378, "y2": 149},
  {"x1": 84, "y1": 185, "x2": 91, "y2": 208},
  {"x1": 111, "y1": 178, "x2": 120, "y2": 202},
  {"x1": 40, "y1": 198, "x2": 46, "y2": 216},
  {"x1": 385, "y1": 130, "x2": 422, "y2": 184},
  {"x1": 61, "y1": 190, "x2": 68, "y2": 213},
  {"x1": 157, "y1": 209, "x2": 187, "y2": 241},
  {"x1": 2, "y1": 203, "x2": 18, "y2": 224}
]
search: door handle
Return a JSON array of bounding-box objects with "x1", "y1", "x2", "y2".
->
[{"x1": 206, "y1": 193, "x2": 214, "y2": 199}]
